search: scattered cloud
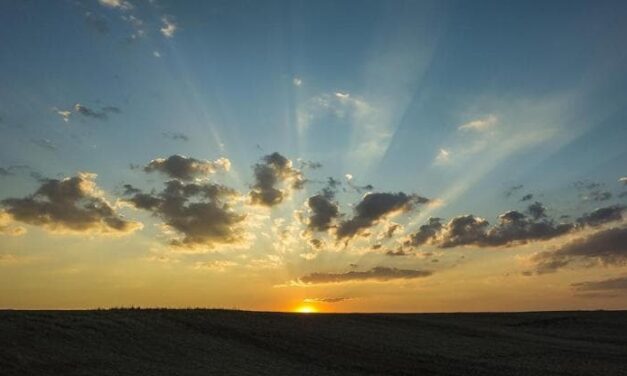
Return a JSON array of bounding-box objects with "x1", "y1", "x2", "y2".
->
[
  {"x1": 306, "y1": 193, "x2": 339, "y2": 232},
  {"x1": 577, "y1": 205, "x2": 625, "y2": 227},
  {"x1": 160, "y1": 17, "x2": 177, "y2": 38},
  {"x1": 406, "y1": 217, "x2": 443, "y2": 246},
  {"x1": 0, "y1": 211, "x2": 26, "y2": 236},
  {"x1": 504, "y1": 184, "x2": 524, "y2": 198},
  {"x1": 55, "y1": 104, "x2": 121, "y2": 122},
  {"x1": 1, "y1": 173, "x2": 141, "y2": 235},
  {"x1": 572, "y1": 276, "x2": 627, "y2": 292},
  {"x1": 619, "y1": 177, "x2": 627, "y2": 185},
  {"x1": 98, "y1": 0, "x2": 133, "y2": 11},
  {"x1": 293, "y1": 77, "x2": 302, "y2": 87},
  {"x1": 124, "y1": 180, "x2": 245, "y2": 249},
  {"x1": 161, "y1": 132, "x2": 189, "y2": 142},
  {"x1": 303, "y1": 297, "x2": 352, "y2": 303},
  {"x1": 337, "y1": 192, "x2": 429, "y2": 240},
  {"x1": 144, "y1": 155, "x2": 231, "y2": 181},
  {"x1": 531, "y1": 227, "x2": 627, "y2": 274},
  {"x1": 434, "y1": 148, "x2": 450, "y2": 165},
  {"x1": 250, "y1": 152, "x2": 304, "y2": 207},
  {"x1": 298, "y1": 266, "x2": 432, "y2": 284},
  {"x1": 458, "y1": 114, "x2": 498, "y2": 132}
]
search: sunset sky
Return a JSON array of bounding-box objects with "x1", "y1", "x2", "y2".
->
[{"x1": 1, "y1": 0, "x2": 627, "y2": 312}]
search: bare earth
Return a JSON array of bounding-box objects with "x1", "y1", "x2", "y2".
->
[{"x1": 1, "y1": 309, "x2": 626, "y2": 375}]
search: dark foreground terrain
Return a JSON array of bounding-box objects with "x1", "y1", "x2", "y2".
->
[{"x1": 1, "y1": 309, "x2": 626, "y2": 375}]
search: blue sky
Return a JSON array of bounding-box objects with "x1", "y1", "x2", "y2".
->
[{"x1": 0, "y1": 0, "x2": 626, "y2": 311}]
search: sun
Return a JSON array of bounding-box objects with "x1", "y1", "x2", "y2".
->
[{"x1": 294, "y1": 304, "x2": 318, "y2": 314}]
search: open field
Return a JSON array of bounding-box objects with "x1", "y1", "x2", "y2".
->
[{"x1": 1, "y1": 309, "x2": 626, "y2": 375}]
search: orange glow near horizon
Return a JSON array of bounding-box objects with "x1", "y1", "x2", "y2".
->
[{"x1": 294, "y1": 304, "x2": 318, "y2": 314}]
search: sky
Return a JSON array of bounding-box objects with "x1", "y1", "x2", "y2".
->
[{"x1": 1, "y1": 0, "x2": 627, "y2": 312}]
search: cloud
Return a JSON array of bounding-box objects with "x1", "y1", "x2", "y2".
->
[
  {"x1": 298, "y1": 266, "x2": 432, "y2": 284},
  {"x1": 572, "y1": 276, "x2": 627, "y2": 292},
  {"x1": 56, "y1": 109, "x2": 72, "y2": 122},
  {"x1": 434, "y1": 148, "x2": 450, "y2": 164},
  {"x1": 520, "y1": 194, "x2": 533, "y2": 202},
  {"x1": 98, "y1": 0, "x2": 133, "y2": 10},
  {"x1": 125, "y1": 180, "x2": 245, "y2": 249},
  {"x1": 406, "y1": 217, "x2": 443, "y2": 246},
  {"x1": 410, "y1": 204, "x2": 574, "y2": 249},
  {"x1": 303, "y1": 297, "x2": 352, "y2": 303},
  {"x1": 576, "y1": 205, "x2": 625, "y2": 227},
  {"x1": 336, "y1": 192, "x2": 429, "y2": 239},
  {"x1": 458, "y1": 114, "x2": 498, "y2": 132},
  {"x1": 160, "y1": 17, "x2": 177, "y2": 38},
  {"x1": 0, "y1": 167, "x2": 11, "y2": 177},
  {"x1": 306, "y1": 194, "x2": 339, "y2": 232},
  {"x1": 619, "y1": 177, "x2": 627, "y2": 185},
  {"x1": 1, "y1": 173, "x2": 141, "y2": 235},
  {"x1": 531, "y1": 227, "x2": 627, "y2": 274},
  {"x1": 504, "y1": 184, "x2": 524, "y2": 198},
  {"x1": 55, "y1": 104, "x2": 121, "y2": 122},
  {"x1": 293, "y1": 77, "x2": 303, "y2": 87},
  {"x1": 144, "y1": 155, "x2": 231, "y2": 181},
  {"x1": 160, "y1": 132, "x2": 189, "y2": 142},
  {"x1": 588, "y1": 190, "x2": 612, "y2": 202},
  {"x1": 74, "y1": 104, "x2": 108, "y2": 120},
  {"x1": 526, "y1": 201, "x2": 546, "y2": 220},
  {"x1": 0, "y1": 211, "x2": 26, "y2": 236},
  {"x1": 250, "y1": 152, "x2": 304, "y2": 207},
  {"x1": 386, "y1": 249, "x2": 410, "y2": 257}
]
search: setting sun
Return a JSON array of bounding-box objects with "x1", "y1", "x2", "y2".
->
[{"x1": 294, "y1": 305, "x2": 318, "y2": 314}]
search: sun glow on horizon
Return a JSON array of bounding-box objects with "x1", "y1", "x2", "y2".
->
[{"x1": 294, "y1": 304, "x2": 318, "y2": 314}]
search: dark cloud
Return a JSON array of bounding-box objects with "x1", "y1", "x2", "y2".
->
[
  {"x1": 588, "y1": 190, "x2": 612, "y2": 202},
  {"x1": 1, "y1": 173, "x2": 140, "y2": 234},
  {"x1": 125, "y1": 180, "x2": 245, "y2": 248},
  {"x1": 309, "y1": 238, "x2": 323, "y2": 249},
  {"x1": 574, "y1": 180, "x2": 612, "y2": 202},
  {"x1": 572, "y1": 276, "x2": 627, "y2": 292},
  {"x1": 437, "y1": 215, "x2": 490, "y2": 247},
  {"x1": 336, "y1": 192, "x2": 429, "y2": 239},
  {"x1": 299, "y1": 266, "x2": 432, "y2": 284},
  {"x1": 386, "y1": 249, "x2": 410, "y2": 257},
  {"x1": 406, "y1": 217, "x2": 442, "y2": 246},
  {"x1": 74, "y1": 104, "x2": 108, "y2": 120},
  {"x1": 576, "y1": 205, "x2": 624, "y2": 227},
  {"x1": 306, "y1": 194, "x2": 339, "y2": 232},
  {"x1": 531, "y1": 227, "x2": 627, "y2": 274},
  {"x1": 299, "y1": 160, "x2": 322, "y2": 169},
  {"x1": 144, "y1": 155, "x2": 230, "y2": 181},
  {"x1": 122, "y1": 184, "x2": 142, "y2": 195},
  {"x1": 410, "y1": 207, "x2": 574, "y2": 249},
  {"x1": 520, "y1": 194, "x2": 533, "y2": 202},
  {"x1": 57, "y1": 103, "x2": 122, "y2": 122},
  {"x1": 526, "y1": 201, "x2": 546, "y2": 220},
  {"x1": 162, "y1": 132, "x2": 189, "y2": 142},
  {"x1": 504, "y1": 184, "x2": 523, "y2": 198},
  {"x1": 249, "y1": 152, "x2": 304, "y2": 207}
]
